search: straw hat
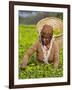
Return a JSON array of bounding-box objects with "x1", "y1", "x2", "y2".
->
[{"x1": 36, "y1": 17, "x2": 63, "y2": 34}]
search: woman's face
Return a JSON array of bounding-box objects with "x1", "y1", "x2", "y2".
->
[{"x1": 41, "y1": 25, "x2": 53, "y2": 46}]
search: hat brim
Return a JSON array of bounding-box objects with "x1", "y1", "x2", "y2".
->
[{"x1": 36, "y1": 17, "x2": 63, "y2": 34}]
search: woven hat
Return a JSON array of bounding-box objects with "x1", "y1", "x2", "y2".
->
[{"x1": 36, "y1": 17, "x2": 63, "y2": 34}]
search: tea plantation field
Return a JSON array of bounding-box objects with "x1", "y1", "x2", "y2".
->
[{"x1": 19, "y1": 25, "x2": 63, "y2": 79}]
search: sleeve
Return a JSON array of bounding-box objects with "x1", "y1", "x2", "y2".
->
[
  {"x1": 20, "y1": 42, "x2": 38, "y2": 68},
  {"x1": 53, "y1": 41, "x2": 59, "y2": 68}
]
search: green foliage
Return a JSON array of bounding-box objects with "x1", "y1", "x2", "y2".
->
[
  {"x1": 19, "y1": 25, "x2": 38, "y2": 64},
  {"x1": 19, "y1": 25, "x2": 63, "y2": 79},
  {"x1": 53, "y1": 28, "x2": 63, "y2": 36},
  {"x1": 19, "y1": 62, "x2": 63, "y2": 79}
]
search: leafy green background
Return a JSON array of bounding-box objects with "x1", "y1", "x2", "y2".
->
[{"x1": 19, "y1": 25, "x2": 63, "y2": 79}]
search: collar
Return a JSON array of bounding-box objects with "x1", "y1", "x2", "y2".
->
[{"x1": 41, "y1": 37, "x2": 55, "y2": 64}]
